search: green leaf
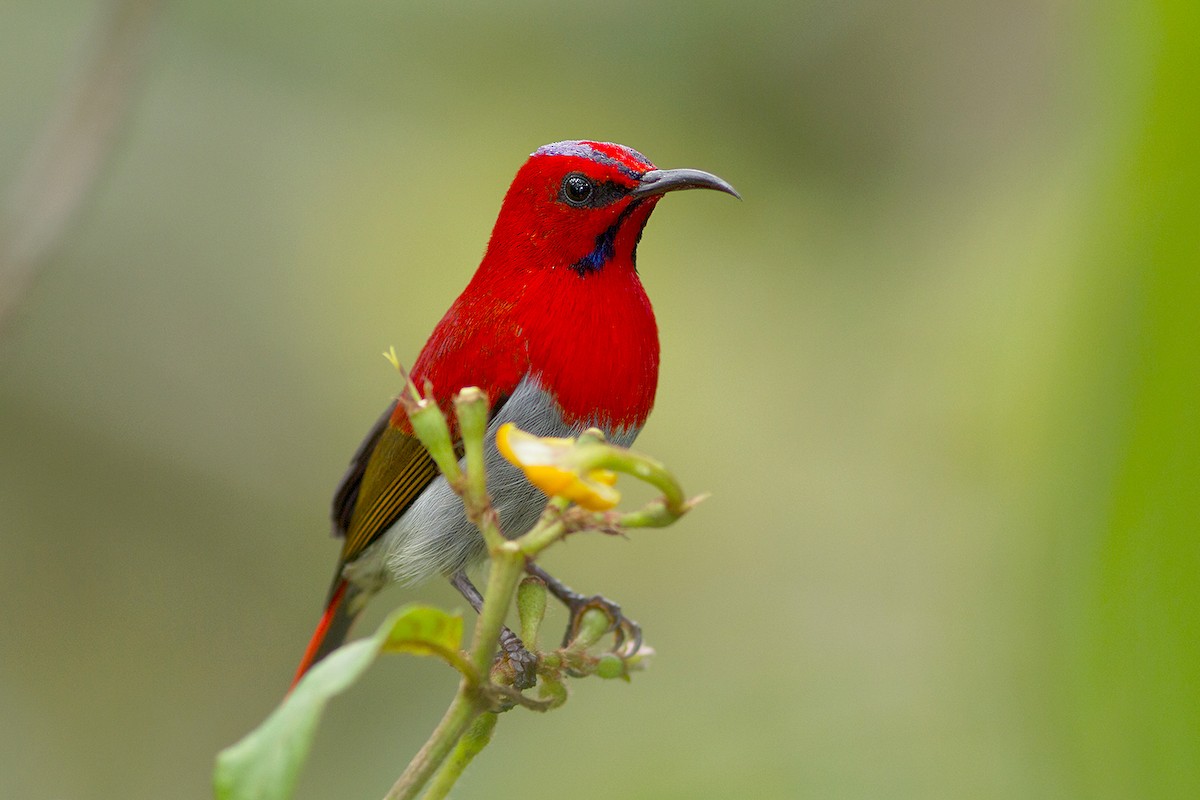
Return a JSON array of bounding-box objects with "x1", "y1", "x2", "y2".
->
[
  {"x1": 379, "y1": 603, "x2": 467, "y2": 665},
  {"x1": 213, "y1": 605, "x2": 463, "y2": 800}
]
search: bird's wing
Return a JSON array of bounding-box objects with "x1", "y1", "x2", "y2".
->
[
  {"x1": 334, "y1": 408, "x2": 439, "y2": 564},
  {"x1": 331, "y1": 392, "x2": 512, "y2": 565},
  {"x1": 331, "y1": 399, "x2": 398, "y2": 539}
]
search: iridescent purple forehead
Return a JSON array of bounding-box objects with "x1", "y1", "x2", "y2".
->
[{"x1": 532, "y1": 140, "x2": 655, "y2": 180}]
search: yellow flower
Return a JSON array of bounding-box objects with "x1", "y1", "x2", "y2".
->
[{"x1": 496, "y1": 423, "x2": 620, "y2": 511}]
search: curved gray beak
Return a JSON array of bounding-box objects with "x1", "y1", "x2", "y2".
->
[{"x1": 630, "y1": 168, "x2": 741, "y2": 200}]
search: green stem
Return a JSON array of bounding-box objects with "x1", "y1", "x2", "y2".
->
[
  {"x1": 616, "y1": 495, "x2": 700, "y2": 529},
  {"x1": 420, "y1": 712, "x2": 497, "y2": 800},
  {"x1": 385, "y1": 389, "x2": 520, "y2": 800},
  {"x1": 470, "y1": 544, "x2": 525, "y2": 675},
  {"x1": 579, "y1": 447, "x2": 686, "y2": 513},
  {"x1": 386, "y1": 533, "x2": 523, "y2": 799},
  {"x1": 517, "y1": 517, "x2": 567, "y2": 558},
  {"x1": 455, "y1": 389, "x2": 506, "y2": 551},
  {"x1": 383, "y1": 686, "x2": 482, "y2": 800}
]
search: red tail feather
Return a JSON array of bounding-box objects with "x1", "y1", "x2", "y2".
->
[{"x1": 290, "y1": 579, "x2": 350, "y2": 691}]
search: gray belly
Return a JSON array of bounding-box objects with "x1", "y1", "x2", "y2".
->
[{"x1": 343, "y1": 374, "x2": 639, "y2": 589}]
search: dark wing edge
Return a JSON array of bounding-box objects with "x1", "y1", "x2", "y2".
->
[{"x1": 331, "y1": 399, "x2": 398, "y2": 538}]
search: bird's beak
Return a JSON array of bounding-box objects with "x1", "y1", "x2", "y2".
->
[{"x1": 630, "y1": 168, "x2": 741, "y2": 200}]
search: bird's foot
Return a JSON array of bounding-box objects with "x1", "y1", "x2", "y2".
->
[
  {"x1": 564, "y1": 594, "x2": 643, "y2": 657},
  {"x1": 496, "y1": 627, "x2": 538, "y2": 691}
]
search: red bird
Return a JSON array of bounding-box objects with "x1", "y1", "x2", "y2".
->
[{"x1": 294, "y1": 141, "x2": 738, "y2": 689}]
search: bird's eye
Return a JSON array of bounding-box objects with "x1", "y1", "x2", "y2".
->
[{"x1": 561, "y1": 173, "x2": 594, "y2": 206}]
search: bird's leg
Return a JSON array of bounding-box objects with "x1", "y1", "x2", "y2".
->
[
  {"x1": 523, "y1": 562, "x2": 643, "y2": 656},
  {"x1": 448, "y1": 570, "x2": 537, "y2": 690}
]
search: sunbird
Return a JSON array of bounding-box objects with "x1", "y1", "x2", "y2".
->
[{"x1": 293, "y1": 141, "x2": 738, "y2": 689}]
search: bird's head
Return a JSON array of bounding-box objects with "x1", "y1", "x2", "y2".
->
[
  {"x1": 484, "y1": 140, "x2": 739, "y2": 277},
  {"x1": 419, "y1": 141, "x2": 737, "y2": 430}
]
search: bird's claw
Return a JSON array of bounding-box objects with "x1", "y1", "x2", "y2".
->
[
  {"x1": 565, "y1": 595, "x2": 643, "y2": 657},
  {"x1": 497, "y1": 628, "x2": 538, "y2": 691}
]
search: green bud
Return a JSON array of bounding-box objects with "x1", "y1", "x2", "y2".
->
[
  {"x1": 538, "y1": 676, "x2": 568, "y2": 709},
  {"x1": 578, "y1": 427, "x2": 607, "y2": 446},
  {"x1": 517, "y1": 576, "x2": 547, "y2": 647},
  {"x1": 570, "y1": 607, "x2": 612, "y2": 651},
  {"x1": 408, "y1": 400, "x2": 461, "y2": 483},
  {"x1": 595, "y1": 653, "x2": 625, "y2": 680},
  {"x1": 454, "y1": 386, "x2": 489, "y2": 417},
  {"x1": 453, "y1": 387, "x2": 491, "y2": 506}
]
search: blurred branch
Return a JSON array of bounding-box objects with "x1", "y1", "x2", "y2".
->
[{"x1": 0, "y1": 0, "x2": 160, "y2": 335}]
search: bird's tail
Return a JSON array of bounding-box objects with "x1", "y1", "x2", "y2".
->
[{"x1": 290, "y1": 574, "x2": 364, "y2": 691}]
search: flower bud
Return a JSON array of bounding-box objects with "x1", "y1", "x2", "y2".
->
[
  {"x1": 570, "y1": 607, "x2": 612, "y2": 650},
  {"x1": 595, "y1": 653, "x2": 625, "y2": 680},
  {"x1": 538, "y1": 676, "x2": 568, "y2": 709},
  {"x1": 517, "y1": 576, "x2": 547, "y2": 647}
]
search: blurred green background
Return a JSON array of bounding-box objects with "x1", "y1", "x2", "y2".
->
[{"x1": 2, "y1": 1, "x2": 1197, "y2": 798}]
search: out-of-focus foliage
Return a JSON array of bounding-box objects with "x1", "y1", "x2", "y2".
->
[
  {"x1": 1, "y1": 2, "x2": 1195, "y2": 799},
  {"x1": 215, "y1": 605, "x2": 463, "y2": 800}
]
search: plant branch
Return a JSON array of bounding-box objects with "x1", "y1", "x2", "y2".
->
[
  {"x1": 383, "y1": 687, "x2": 482, "y2": 800},
  {"x1": 454, "y1": 388, "x2": 505, "y2": 551},
  {"x1": 468, "y1": 545, "x2": 524, "y2": 677},
  {"x1": 384, "y1": 387, "x2": 528, "y2": 799},
  {"x1": 378, "y1": 391, "x2": 696, "y2": 800},
  {"x1": 421, "y1": 712, "x2": 497, "y2": 800}
]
